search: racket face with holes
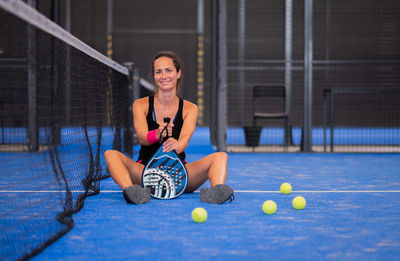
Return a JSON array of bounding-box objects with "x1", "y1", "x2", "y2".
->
[{"x1": 142, "y1": 145, "x2": 188, "y2": 199}]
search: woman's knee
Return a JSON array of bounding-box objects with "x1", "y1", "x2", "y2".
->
[
  {"x1": 213, "y1": 151, "x2": 228, "y2": 162},
  {"x1": 104, "y1": 149, "x2": 112, "y2": 159},
  {"x1": 104, "y1": 149, "x2": 120, "y2": 161}
]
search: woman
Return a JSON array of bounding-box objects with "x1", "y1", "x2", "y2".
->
[{"x1": 104, "y1": 51, "x2": 234, "y2": 205}]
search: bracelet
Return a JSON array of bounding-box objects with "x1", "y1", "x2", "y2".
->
[{"x1": 146, "y1": 129, "x2": 159, "y2": 144}]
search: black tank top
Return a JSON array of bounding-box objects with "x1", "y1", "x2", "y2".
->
[{"x1": 138, "y1": 96, "x2": 186, "y2": 165}]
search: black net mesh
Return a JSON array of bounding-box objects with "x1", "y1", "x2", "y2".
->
[{"x1": 0, "y1": 6, "x2": 131, "y2": 260}]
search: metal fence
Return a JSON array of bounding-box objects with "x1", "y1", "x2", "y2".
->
[{"x1": 210, "y1": 0, "x2": 400, "y2": 153}]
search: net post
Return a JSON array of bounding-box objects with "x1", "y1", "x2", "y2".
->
[
  {"x1": 132, "y1": 68, "x2": 140, "y2": 145},
  {"x1": 124, "y1": 62, "x2": 134, "y2": 158},
  {"x1": 133, "y1": 68, "x2": 140, "y2": 101}
]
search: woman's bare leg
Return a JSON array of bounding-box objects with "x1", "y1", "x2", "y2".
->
[
  {"x1": 185, "y1": 152, "x2": 228, "y2": 192},
  {"x1": 104, "y1": 150, "x2": 144, "y2": 189}
]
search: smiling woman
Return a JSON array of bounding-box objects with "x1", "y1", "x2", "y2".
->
[
  {"x1": 154, "y1": 57, "x2": 181, "y2": 91},
  {"x1": 152, "y1": 51, "x2": 183, "y2": 96},
  {"x1": 104, "y1": 51, "x2": 234, "y2": 205}
]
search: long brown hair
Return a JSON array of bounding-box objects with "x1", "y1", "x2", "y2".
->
[{"x1": 151, "y1": 51, "x2": 183, "y2": 96}]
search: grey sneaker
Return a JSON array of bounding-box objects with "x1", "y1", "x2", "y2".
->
[
  {"x1": 200, "y1": 184, "x2": 234, "y2": 204},
  {"x1": 123, "y1": 184, "x2": 151, "y2": 204}
]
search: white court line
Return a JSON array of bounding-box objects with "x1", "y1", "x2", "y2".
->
[
  {"x1": 2, "y1": 190, "x2": 400, "y2": 193},
  {"x1": 0, "y1": 190, "x2": 90, "y2": 193},
  {"x1": 233, "y1": 190, "x2": 400, "y2": 193}
]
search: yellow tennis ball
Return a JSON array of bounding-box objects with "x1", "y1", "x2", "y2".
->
[
  {"x1": 280, "y1": 183, "x2": 292, "y2": 195},
  {"x1": 192, "y1": 207, "x2": 207, "y2": 223},
  {"x1": 262, "y1": 200, "x2": 277, "y2": 215},
  {"x1": 292, "y1": 196, "x2": 306, "y2": 210}
]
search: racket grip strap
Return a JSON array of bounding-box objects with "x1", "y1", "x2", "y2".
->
[{"x1": 147, "y1": 129, "x2": 159, "y2": 144}]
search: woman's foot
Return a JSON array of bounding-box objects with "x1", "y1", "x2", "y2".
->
[
  {"x1": 123, "y1": 184, "x2": 151, "y2": 204},
  {"x1": 199, "y1": 184, "x2": 234, "y2": 204}
]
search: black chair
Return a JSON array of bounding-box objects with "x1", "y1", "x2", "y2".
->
[{"x1": 251, "y1": 85, "x2": 291, "y2": 147}]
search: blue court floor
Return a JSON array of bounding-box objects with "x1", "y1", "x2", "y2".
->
[{"x1": 31, "y1": 128, "x2": 400, "y2": 260}]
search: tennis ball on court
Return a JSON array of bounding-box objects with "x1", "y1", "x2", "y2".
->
[
  {"x1": 262, "y1": 200, "x2": 277, "y2": 215},
  {"x1": 292, "y1": 196, "x2": 306, "y2": 210},
  {"x1": 280, "y1": 183, "x2": 292, "y2": 195},
  {"x1": 192, "y1": 207, "x2": 207, "y2": 223}
]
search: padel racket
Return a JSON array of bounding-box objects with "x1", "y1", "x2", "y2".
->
[{"x1": 142, "y1": 117, "x2": 188, "y2": 199}]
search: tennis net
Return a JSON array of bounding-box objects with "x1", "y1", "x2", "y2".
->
[{"x1": 0, "y1": 1, "x2": 133, "y2": 260}]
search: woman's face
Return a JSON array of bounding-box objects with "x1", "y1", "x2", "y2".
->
[{"x1": 153, "y1": 57, "x2": 181, "y2": 92}]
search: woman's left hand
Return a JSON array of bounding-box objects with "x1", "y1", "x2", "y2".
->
[{"x1": 162, "y1": 137, "x2": 180, "y2": 153}]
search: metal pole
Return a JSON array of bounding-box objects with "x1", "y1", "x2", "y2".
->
[
  {"x1": 106, "y1": 0, "x2": 113, "y2": 125},
  {"x1": 217, "y1": 0, "x2": 227, "y2": 152},
  {"x1": 133, "y1": 68, "x2": 140, "y2": 145},
  {"x1": 303, "y1": 0, "x2": 313, "y2": 152},
  {"x1": 65, "y1": 45, "x2": 71, "y2": 125},
  {"x1": 197, "y1": 0, "x2": 205, "y2": 125},
  {"x1": 210, "y1": 0, "x2": 218, "y2": 148},
  {"x1": 124, "y1": 62, "x2": 134, "y2": 157},
  {"x1": 106, "y1": 0, "x2": 113, "y2": 58},
  {"x1": 65, "y1": 0, "x2": 71, "y2": 125},
  {"x1": 65, "y1": 0, "x2": 71, "y2": 32},
  {"x1": 238, "y1": 0, "x2": 245, "y2": 126},
  {"x1": 133, "y1": 68, "x2": 140, "y2": 102},
  {"x1": 285, "y1": 0, "x2": 293, "y2": 146},
  {"x1": 27, "y1": 0, "x2": 38, "y2": 152},
  {"x1": 325, "y1": 0, "x2": 332, "y2": 151},
  {"x1": 325, "y1": 0, "x2": 331, "y2": 78},
  {"x1": 51, "y1": 0, "x2": 61, "y2": 145}
]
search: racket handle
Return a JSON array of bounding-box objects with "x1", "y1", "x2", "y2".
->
[{"x1": 163, "y1": 117, "x2": 171, "y2": 139}]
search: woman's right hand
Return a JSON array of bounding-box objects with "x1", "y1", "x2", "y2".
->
[{"x1": 157, "y1": 121, "x2": 174, "y2": 141}]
